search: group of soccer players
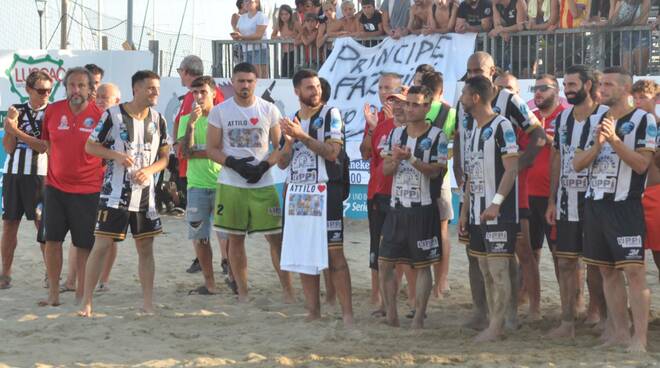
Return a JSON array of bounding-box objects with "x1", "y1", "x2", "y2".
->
[{"x1": 1, "y1": 52, "x2": 659, "y2": 351}]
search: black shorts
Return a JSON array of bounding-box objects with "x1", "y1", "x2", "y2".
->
[
  {"x1": 583, "y1": 199, "x2": 645, "y2": 268},
  {"x1": 468, "y1": 223, "x2": 519, "y2": 258},
  {"x1": 367, "y1": 194, "x2": 390, "y2": 270},
  {"x1": 555, "y1": 220, "x2": 583, "y2": 259},
  {"x1": 529, "y1": 196, "x2": 554, "y2": 250},
  {"x1": 43, "y1": 186, "x2": 99, "y2": 249},
  {"x1": 2, "y1": 174, "x2": 44, "y2": 221},
  {"x1": 95, "y1": 207, "x2": 163, "y2": 242},
  {"x1": 379, "y1": 204, "x2": 442, "y2": 268},
  {"x1": 326, "y1": 183, "x2": 344, "y2": 249},
  {"x1": 519, "y1": 207, "x2": 530, "y2": 220}
]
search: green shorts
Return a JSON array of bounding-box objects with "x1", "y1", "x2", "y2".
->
[{"x1": 214, "y1": 183, "x2": 282, "y2": 235}]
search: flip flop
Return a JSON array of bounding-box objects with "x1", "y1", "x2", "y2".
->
[
  {"x1": 405, "y1": 309, "x2": 428, "y2": 319},
  {"x1": 370, "y1": 309, "x2": 386, "y2": 317},
  {"x1": 188, "y1": 286, "x2": 216, "y2": 295},
  {"x1": 0, "y1": 275, "x2": 11, "y2": 290},
  {"x1": 59, "y1": 284, "x2": 75, "y2": 293},
  {"x1": 224, "y1": 278, "x2": 238, "y2": 295}
]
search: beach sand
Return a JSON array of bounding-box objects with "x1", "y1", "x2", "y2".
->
[{"x1": 1, "y1": 216, "x2": 660, "y2": 367}]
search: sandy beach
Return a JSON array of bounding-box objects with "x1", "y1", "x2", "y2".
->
[{"x1": 1, "y1": 215, "x2": 660, "y2": 367}]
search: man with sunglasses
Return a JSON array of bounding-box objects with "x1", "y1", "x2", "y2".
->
[{"x1": 1, "y1": 70, "x2": 53, "y2": 289}]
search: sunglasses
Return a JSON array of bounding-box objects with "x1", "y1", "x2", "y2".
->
[
  {"x1": 34, "y1": 88, "x2": 52, "y2": 95},
  {"x1": 532, "y1": 85, "x2": 555, "y2": 92}
]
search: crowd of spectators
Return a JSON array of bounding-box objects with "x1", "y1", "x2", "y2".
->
[{"x1": 228, "y1": 0, "x2": 657, "y2": 77}]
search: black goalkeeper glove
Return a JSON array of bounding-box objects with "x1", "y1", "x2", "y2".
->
[
  {"x1": 245, "y1": 161, "x2": 272, "y2": 184},
  {"x1": 224, "y1": 156, "x2": 256, "y2": 179}
]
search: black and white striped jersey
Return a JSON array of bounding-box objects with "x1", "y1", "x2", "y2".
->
[
  {"x1": 552, "y1": 105, "x2": 609, "y2": 221},
  {"x1": 288, "y1": 105, "x2": 345, "y2": 184},
  {"x1": 2, "y1": 103, "x2": 48, "y2": 176},
  {"x1": 580, "y1": 108, "x2": 657, "y2": 201},
  {"x1": 457, "y1": 88, "x2": 541, "y2": 173},
  {"x1": 89, "y1": 104, "x2": 169, "y2": 213},
  {"x1": 465, "y1": 115, "x2": 519, "y2": 225},
  {"x1": 385, "y1": 125, "x2": 448, "y2": 208}
]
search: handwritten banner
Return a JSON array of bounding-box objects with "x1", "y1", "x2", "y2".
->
[{"x1": 318, "y1": 33, "x2": 477, "y2": 142}]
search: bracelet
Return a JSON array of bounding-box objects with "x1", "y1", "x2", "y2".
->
[
  {"x1": 408, "y1": 155, "x2": 418, "y2": 164},
  {"x1": 491, "y1": 193, "x2": 504, "y2": 205}
]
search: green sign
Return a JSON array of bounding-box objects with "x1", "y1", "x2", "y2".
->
[{"x1": 5, "y1": 53, "x2": 65, "y2": 103}]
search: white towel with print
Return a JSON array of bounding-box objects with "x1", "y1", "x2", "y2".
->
[{"x1": 280, "y1": 183, "x2": 328, "y2": 275}]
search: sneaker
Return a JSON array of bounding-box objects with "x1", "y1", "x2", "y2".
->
[
  {"x1": 221, "y1": 259, "x2": 229, "y2": 275},
  {"x1": 186, "y1": 258, "x2": 201, "y2": 273}
]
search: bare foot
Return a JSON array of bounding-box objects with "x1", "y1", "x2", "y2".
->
[
  {"x1": 626, "y1": 339, "x2": 647, "y2": 353},
  {"x1": 411, "y1": 319, "x2": 424, "y2": 330},
  {"x1": 37, "y1": 299, "x2": 61, "y2": 307},
  {"x1": 474, "y1": 327, "x2": 502, "y2": 343},
  {"x1": 343, "y1": 314, "x2": 355, "y2": 328},
  {"x1": 463, "y1": 314, "x2": 489, "y2": 330},
  {"x1": 384, "y1": 316, "x2": 400, "y2": 327},
  {"x1": 141, "y1": 303, "x2": 155, "y2": 314},
  {"x1": 305, "y1": 313, "x2": 321, "y2": 322},
  {"x1": 584, "y1": 312, "x2": 601, "y2": 326},
  {"x1": 596, "y1": 334, "x2": 630, "y2": 349},
  {"x1": 505, "y1": 316, "x2": 520, "y2": 331},
  {"x1": 78, "y1": 303, "x2": 93, "y2": 318},
  {"x1": 546, "y1": 322, "x2": 575, "y2": 339},
  {"x1": 237, "y1": 294, "x2": 249, "y2": 303},
  {"x1": 283, "y1": 290, "x2": 296, "y2": 304}
]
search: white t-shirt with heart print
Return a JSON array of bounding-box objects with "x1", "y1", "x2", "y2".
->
[{"x1": 208, "y1": 96, "x2": 282, "y2": 188}]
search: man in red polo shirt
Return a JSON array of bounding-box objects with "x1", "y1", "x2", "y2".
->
[
  {"x1": 528, "y1": 75, "x2": 565, "y2": 259},
  {"x1": 39, "y1": 67, "x2": 104, "y2": 306}
]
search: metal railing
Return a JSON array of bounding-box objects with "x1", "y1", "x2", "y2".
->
[{"x1": 211, "y1": 25, "x2": 658, "y2": 79}]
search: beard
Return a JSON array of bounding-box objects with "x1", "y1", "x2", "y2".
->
[
  {"x1": 300, "y1": 94, "x2": 321, "y2": 108},
  {"x1": 535, "y1": 96, "x2": 556, "y2": 110},
  {"x1": 68, "y1": 94, "x2": 86, "y2": 106},
  {"x1": 566, "y1": 88, "x2": 587, "y2": 105}
]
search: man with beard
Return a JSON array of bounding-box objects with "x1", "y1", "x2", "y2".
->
[
  {"x1": 453, "y1": 51, "x2": 545, "y2": 330},
  {"x1": 279, "y1": 69, "x2": 354, "y2": 327},
  {"x1": 458, "y1": 75, "x2": 519, "y2": 342},
  {"x1": 38, "y1": 67, "x2": 104, "y2": 306},
  {"x1": 80, "y1": 71, "x2": 170, "y2": 317},
  {"x1": 379, "y1": 85, "x2": 447, "y2": 329},
  {"x1": 206, "y1": 63, "x2": 294, "y2": 304},
  {"x1": 573, "y1": 67, "x2": 656, "y2": 352},
  {"x1": 545, "y1": 65, "x2": 608, "y2": 339}
]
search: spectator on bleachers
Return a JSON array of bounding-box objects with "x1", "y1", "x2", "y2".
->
[
  {"x1": 296, "y1": 13, "x2": 321, "y2": 68},
  {"x1": 317, "y1": 0, "x2": 346, "y2": 43},
  {"x1": 526, "y1": 0, "x2": 558, "y2": 30},
  {"x1": 412, "y1": 64, "x2": 436, "y2": 86},
  {"x1": 406, "y1": 0, "x2": 434, "y2": 35},
  {"x1": 318, "y1": 0, "x2": 344, "y2": 22},
  {"x1": 490, "y1": 0, "x2": 527, "y2": 40},
  {"x1": 232, "y1": 0, "x2": 270, "y2": 78},
  {"x1": 609, "y1": 0, "x2": 650, "y2": 75},
  {"x1": 296, "y1": 0, "x2": 321, "y2": 23},
  {"x1": 550, "y1": 0, "x2": 589, "y2": 29},
  {"x1": 232, "y1": 0, "x2": 246, "y2": 31},
  {"x1": 381, "y1": 0, "x2": 412, "y2": 39},
  {"x1": 429, "y1": 0, "x2": 460, "y2": 34},
  {"x1": 456, "y1": 0, "x2": 493, "y2": 33},
  {"x1": 585, "y1": 0, "x2": 610, "y2": 25},
  {"x1": 339, "y1": 1, "x2": 361, "y2": 35},
  {"x1": 355, "y1": 0, "x2": 385, "y2": 37},
  {"x1": 272, "y1": 5, "x2": 299, "y2": 78}
]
